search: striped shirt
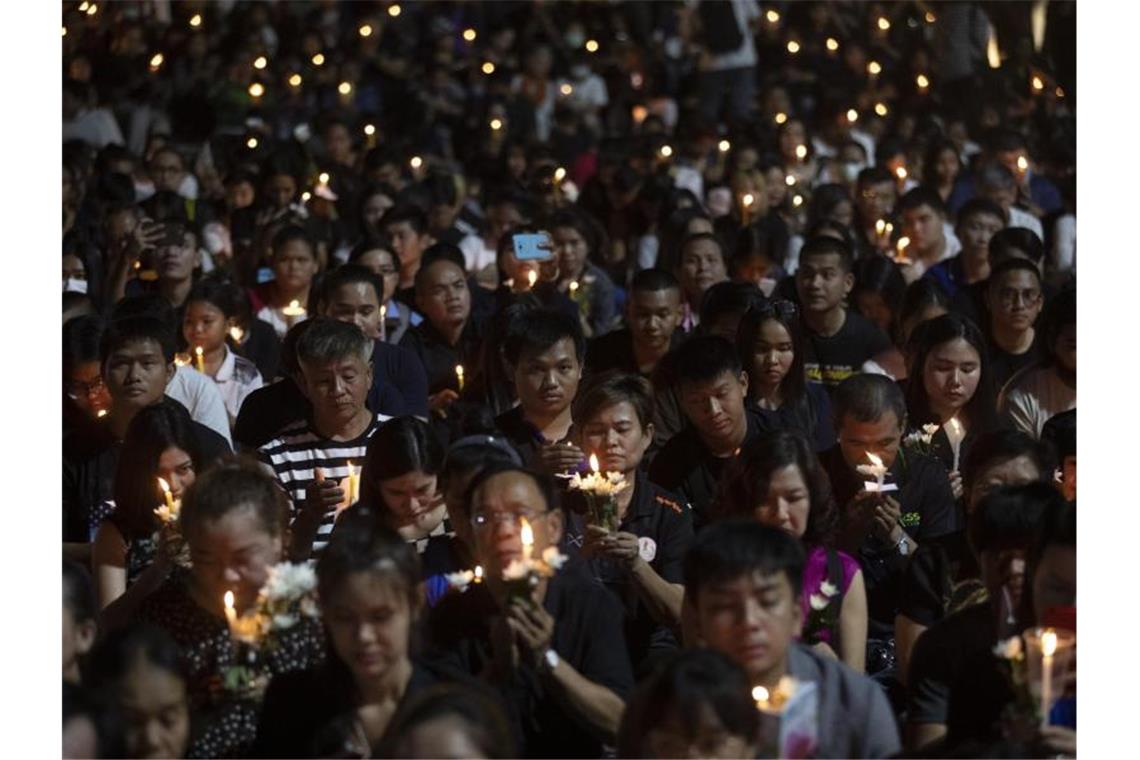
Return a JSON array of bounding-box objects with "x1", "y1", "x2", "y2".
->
[{"x1": 258, "y1": 414, "x2": 391, "y2": 554}]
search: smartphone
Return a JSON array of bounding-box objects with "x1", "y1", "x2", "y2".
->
[{"x1": 512, "y1": 232, "x2": 553, "y2": 261}]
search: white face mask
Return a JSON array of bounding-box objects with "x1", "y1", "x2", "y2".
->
[{"x1": 63, "y1": 278, "x2": 88, "y2": 294}]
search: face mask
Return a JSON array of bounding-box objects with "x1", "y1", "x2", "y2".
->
[{"x1": 63, "y1": 278, "x2": 88, "y2": 294}]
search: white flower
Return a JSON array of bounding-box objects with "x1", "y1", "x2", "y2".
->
[
  {"x1": 856, "y1": 464, "x2": 885, "y2": 479},
  {"x1": 262, "y1": 562, "x2": 317, "y2": 602},
  {"x1": 502, "y1": 559, "x2": 530, "y2": 581},
  {"x1": 819, "y1": 581, "x2": 838, "y2": 598},
  {"x1": 445, "y1": 570, "x2": 476, "y2": 592},
  {"x1": 809, "y1": 593, "x2": 829, "y2": 611},
  {"x1": 542, "y1": 547, "x2": 568, "y2": 570},
  {"x1": 992, "y1": 636, "x2": 1023, "y2": 660},
  {"x1": 272, "y1": 613, "x2": 298, "y2": 630},
  {"x1": 922, "y1": 423, "x2": 940, "y2": 437},
  {"x1": 299, "y1": 596, "x2": 320, "y2": 619},
  {"x1": 153, "y1": 501, "x2": 181, "y2": 524}
]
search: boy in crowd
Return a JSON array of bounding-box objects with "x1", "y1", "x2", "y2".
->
[
  {"x1": 926, "y1": 198, "x2": 1006, "y2": 299},
  {"x1": 896, "y1": 187, "x2": 961, "y2": 283},
  {"x1": 985, "y1": 258, "x2": 1045, "y2": 391},
  {"x1": 794, "y1": 236, "x2": 893, "y2": 388},
  {"x1": 674, "y1": 233, "x2": 729, "y2": 333},
  {"x1": 586, "y1": 268, "x2": 685, "y2": 379},
  {"x1": 383, "y1": 204, "x2": 436, "y2": 304}
]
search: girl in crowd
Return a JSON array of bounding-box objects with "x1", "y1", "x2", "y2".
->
[
  {"x1": 549, "y1": 209, "x2": 619, "y2": 338},
  {"x1": 894, "y1": 278, "x2": 952, "y2": 378},
  {"x1": 255, "y1": 509, "x2": 455, "y2": 757},
  {"x1": 134, "y1": 459, "x2": 324, "y2": 758},
  {"x1": 617, "y1": 648, "x2": 759, "y2": 759},
  {"x1": 735, "y1": 301, "x2": 834, "y2": 452},
  {"x1": 852, "y1": 255, "x2": 907, "y2": 337},
  {"x1": 716, "y1": 431, "x2": 868, "y2": 671},
  {"x1": 569, "y1": 371, "x2": 693, "y2": 671},
  {"x1": 93, "y1": 401, "x2": 202, "y2": 625},
  {"x1": 904, "y1": 313, "x2": 998, "y2": 499},
  {"x1": 348, "y1": 238, "x2": 414, "y2": 344},
  {"x1": 87, "y1": 624, "x2": 192, "y2": 760},
  {"x1": 380, "y1": 683, "x2": 515, "y2": 759},
  {"x1": 182, "y1": 278, "x2": 263, "y2": 427},
  {"x1": 357, "y1": 416, "x2": 462, "y2": 607},
  {"x1": 923, "y1": 139, "x2": 964, "y2": 206},
  {"x1": 249, "y1": 225, "x2": 320, "y2": 339}
]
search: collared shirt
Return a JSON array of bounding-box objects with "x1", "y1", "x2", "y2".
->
[
  {"x1": 821, "y1": 445, "x2": 960, "y2": 636},
  {"x1": 560, "y1": 472, "x2": 693, "y2": 669},
  {"x1": 211, "y1": 344, "x2": 263, "y2": 426},
  {"x1": 494, "y1": 405, "x2": 571, "y2": 469}
]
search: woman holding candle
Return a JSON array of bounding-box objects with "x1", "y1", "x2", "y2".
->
[
  {"x1": 354, "y1": 416, "x2": 464, "y2": 607},
  {"x1": 182, "y1": 278, "x2": 263, "y2": 427},
  {"x1": 905, "y1": 313, "x2": 998, "y2": 499},
  {"x1": 254, "y1": 509, "x2": 460, "y2": 757},
  {"x1": 548, "y1": 209, "x2": 618, "y2": 338},
  {"x1": 736, "y1": 300, "x2": 835, "y2": 452},
  {"x1": 93, "y1": 402, "x2": 203, "y2": 623},
  {"x1": 133, "y1": 459, "x2": 324, "y2": 758},
  {"x1": 716, "y1": 431, "x2": 869, "y2": 672},
  {"x1": 567, "y1": 371, "x2": 693, "y2": 671},
  {"x1": 249, "y1": 224, "x2": 319, "y2": 339}
]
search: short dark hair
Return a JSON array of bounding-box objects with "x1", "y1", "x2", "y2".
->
[
  {"x1": 956, "y1": 198, "x2": 1006, "y2": 230},
  {"x1": 618, "y1": 649, "x2": 759, "y2": 758},
  {"x1": 962, "y1": 430, "x2": 1051, "y2": 495},
  {"x1": 897, "y1": 186, "x2": 947, "y2": 216},
  {"x1": 186, "y1": 277, "x2": 244, "y2": 319},
  {"x1": 361, "y1": 416, "x2": 445, "y2": 494},
  {"x1": 572, "y1": 371, "x2": 655, "y2": 431},
  {"x1": 382, "y1": 683, "x2": 515, "y2": 759},
  {"x1": 989, "y1": 228, "x2": 1044, "y2": 265},
  {"x1": 180, "y1": 456, "x2": 289, "y2": 539},
  {"x1": 1040, "y1": 409, "x2": 1075, "y2": 463},
  {"x1": 833, "y1": 373, "x2": 907, "y2": 429},
  {"x1": 271, "y1": 224, "x2": 316, "y2": 258},
  {"x1": 699, "y1": 281, "x2": 765, "y2": 328},
  {"x1": 857, "y1": 166, "x2": 895, "y2": 188},
  {"x1": 975, "y1": 162, "x2": 1016, "y2": 192},
  {"x1": 381, "y1": 204, "x2": 429, "y2": 235},
  {"x1": 318, "y1": 506, "x2": 421, "y2": 609},
  {"x1": 63, "y1": 559, "x2": 96, "y2": 624},
  {"x1": 64, "y1": 315, "x2": 105, "y2": 375},
  {"x1": 684, "y1": 520, "x2": 806, "y2": 601},
  {"x1": 100, "y1": 316, "x2": 176, "y2": 365},
  {"x1": 968, "y1": 482, "x2": 1062, "y2": 557},
  {"x1": 467, "y1": 465, "x2": 559, "y2": 515},
  {"x1": 669, "y1": 335, "x2": 743, "y2": 389},
  {"x1": 798, "y1": 235, "x2": 854, "y2": 273},
  {"x1": 988, "y1": 257, "x2": 1043, "y2": 288},
  {"x1": 296, "y1": 317, "x2": 374, "y2": 367},
  {"x1": 677, "y1": 232, "x2": 725, "y2": 265},
  {"x1": 87, "y1": 623, "x2": 187, "y2": 695},
  {"x1": 502, "y1": 308, "x2": 585, "y2": 367},
  {"x1": 986, "y1": 128, "x2": 1028, "y2": 154},
  {"x1": 319, "y1": 263, "x2": 383, "y2": 308},
  {"x1": 414, "y1": 243, "x2": 467, "y2": 291},
  {"x1": 630, "y1": 267, "x2": 681, "y2": 295},
  {"x1": 715, "y1": 432, "x2": 839, "y2": 546}
]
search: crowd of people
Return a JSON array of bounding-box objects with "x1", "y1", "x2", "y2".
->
[{"x1": 61, "y1": 1, "x2": 1077, "y2": 757}]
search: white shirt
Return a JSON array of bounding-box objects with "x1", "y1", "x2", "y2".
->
[
  {"x1": 999, "y1": 365, "x2": 1076, "y2": 439},
  {"x1": 1008, "y1": 206, "x2": 1045, "y2": 240},
  {"x1": 212, "y1": 345, "x2": 264, "y2": 426},
  {"x1": 697, "y1": 0, "x2": 761, "y2": 71},
  {"x1": 458, "y1": 234, "x2": 498, "y2": 276},
  {"x1": 166, "y1": 365, "x2": 233, "y2": 446}
]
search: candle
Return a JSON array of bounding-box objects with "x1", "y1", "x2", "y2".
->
[
  {"x1": 474, "y1": 565, "x2": 484, "y2": 583},
  {"x1": 864, "y1": 452, "x2": 887, "y2": 490},
  {"x1": 795, "y1": 144, "x2": 807, "y2": 161},
  {"x1": 589, "y1": 453, "x2": 600, "y2": 474},
  {"x1": 526, "y1": 269, "x2": 538, "y2": 290},
  {"x1": 96, "y1": 409, "x2": 109, "y2": 418},
  {"x1": 945, "y1": 417, "x2": 966, "y2": 471},
  {"x1": 1040, "y1": 630, "x2": 1057, "y2": 727},
  {"x1": 520, "y1": 517, "x2": 534, "y2": 561},
  {"x1": 896, "y1": 236, "x2": 911, "y2": 263},
  {"x1": 194, "y1": 346, "x2": 205, "y2": 373},
  {"x1": 229, "y1": 325, "x2": 245, "y2": 344},
  {"x1": 752, "y1": 685, "x2": 769, "y2": 708},
  {"x1": 455, "y1": 364, "x2": 465, "y2": 391},
  {"x1": 224, "y1": 590, "x2": 237, "y2": 628},
  {"x1": 282, "y1": 299, "x2": 306, "y2": 317},
  {"x1": 346, "y1": 461, "x2": 360, "y2": 506},
  {"x1": 158, "y1": 477, "x2": 175, "y2": 509},
  {"x1": 895, "y1": 165, "x2": 908, "y2": 183}
]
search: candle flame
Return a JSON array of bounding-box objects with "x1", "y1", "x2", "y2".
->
[
  {"x1": 775, "y1": 112, "x2": 788, "y2": 124},
  {"x1": 569, "y1": 280, "x2": 579, "y2": 293},
  {"x1": 527, "y1": 270, "x2": 538, "y2": 287},
  {"x1": 795, "y1": 144, "x2": 807, "y2": 160},
  {"x1": 158, "y1": 477, "x2": 171, "y2": 495},
  {"x1": 311, "y1": 53, "x2": 325, "y2": 66},
  {"x1": 96, "y1": 409, "x2": 109, "y2": 418},
  {"x1": 455, "y1": 364, "x2": 464, "y2": 377},
  {"x1": 589, "y1": 453, "x2": 600, "y2": 473},
  {"x1": 1017, "y1": 155, "x2": 1029, "y2": 172},
  {"x1": 554, "y1": 167, "x2": 566, "y2": 182},
  {"x1": 410, "y1": 156, "x2": 423, "y2": 169},
  {"x1": 195, "y1": 346, "x2": 204, "y2": 358},
  {"x1": 519, "y1": 517, "x2": 534, "y2": 548},
  {"x1": 224, "y1": 590, "x2": 235, "y2": 611},
  {"x1": 1041, "y1": 630, "x2": 1058, "y2": 657},
  {"x1": 875, "y1": 219, "x2": 886, "y2": 235},
  {"x1": 742, "y1": 193, "x2": 755, "y2": 207},
  {"x1": 482, "y1": 61, "x2": 495, "y2": 75},
  {"x1": 866, "y1": 452, "x2": 884, "y2": 468},
  {"x1": 896, "y1": 166, "x2": 908, "y2": 180},
  {"x1": 660, "y1": 144, "x2": 674, "y2": 158},
  {"x1": 897, "y1": 236, "x2": 910, "y2": 250},
  {"x1": 229, "y1": 325, "x2": 245, "y2": 343},
  {"x1": 718, "y1": 139, "x2": 731, "y2": 152},
  {"x1": 752, "y1": 685, "x2": 769, "y2": 702},
  {"x1": 346, "y1": 460, "x2": 356, "y2": 478},
  {"x1": 289, "y1": 299, "x2": 299, "y2": 309},
  {"x1": 474, "y1": 565, "x2": 484, "y2": 581},
  {"x1": 463, "y1": 28, "x2": 477, "y2": 42}
]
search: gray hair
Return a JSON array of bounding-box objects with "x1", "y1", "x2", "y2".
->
[{"x1": 296, "y1": 317, "x2": 374, "y2": 368}]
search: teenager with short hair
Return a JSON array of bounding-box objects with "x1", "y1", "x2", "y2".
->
[{"x1": 926, "y1": 198, "x2": 1006, "y2": 299}]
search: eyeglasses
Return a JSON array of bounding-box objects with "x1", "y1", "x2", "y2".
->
[
  {"x1": 470, "y1": 508, "x2": 546, "y2": 530},
  {"x1": 996, "y1": 288, "x2": 1041, "y2": 307},
  {"x1": 66, "y1": 377, "x2": 106, "y2": 400},
  {"x1": 751, "y1": 299, "x2": 798, "y2": 320}
]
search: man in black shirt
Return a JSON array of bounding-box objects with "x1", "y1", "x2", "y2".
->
[
  {"x1": 63, "y1": 317, "x2": 231, "y2": 549},
  {"x1": 383, "y1": 204, "x2": 436, "y2": 307},
  {"x1": 585, "y1": 268, "x2": 684, "y2": 379},
  {"x1": 648, "y1": 336, "x2": 773, "y2": 528},
  {"x1": 795, "y1": 236, "x2": 893, "y2": 389},
  {"x1": 984, "y1": 258, "x2": 1044, "y2": 391},
  {"x1": 425, "y1": 467, "x2": 633, "y2": 758},
  {"x1": 819, "y1": 374, "x2": 957, "y2": 680}
]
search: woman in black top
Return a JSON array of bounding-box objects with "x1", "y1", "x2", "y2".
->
[
  {"x1": 255, "y1": 509, "x2": 453, "y2": 758},
  {"x1": 736, "y1": 300, "x2": 835, "y2": 452}
]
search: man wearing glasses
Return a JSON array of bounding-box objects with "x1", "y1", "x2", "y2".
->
[{"x1": 984, "y1": 258, "x2": 1044, "y2": 390}]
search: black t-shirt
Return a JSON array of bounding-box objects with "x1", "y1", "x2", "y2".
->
[
  {"x1": 424, "y1": 564, "x2": 635, "y2": 758},
  {"x1": 907, "y1": 602, "x2": 996, "y2": 727},
  {"x1": 803, "y1": 311, "x2": 893, "y2": 389},
  {"x1": 985, "y1": 331, "x2": 1042, "y2": 393},
  {"x1": 559, "y1": 473, "x2": 693, "y2": 672},
  {"x1": 398, "y1": 319, "x2": 483, "y2": 396},
  {"x1": 585, "y1": 328, "x2": 684, "y2": 379},
  {"x1": 647, "y1": 409, "x2": 774, "y2": 530},
  {"x1": 821, "y1": 445, "x2": 960, "y2": 636},
  {"x1": 494, "y1": 406, "x2": 572, "y2": 469},
  {"x1": 749, "y1": 382, "x2": 835, "y2": 452},
  {"x1": 898, "y1": 532, "x2": 983, "y2": 629}
]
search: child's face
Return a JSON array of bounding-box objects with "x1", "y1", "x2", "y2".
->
[
  {"x1": 183, "y1": 301, "x2": 230, "y2": 352},
  {"x1": 272, "y1": 240, "x2": 318, "y2": 293}
]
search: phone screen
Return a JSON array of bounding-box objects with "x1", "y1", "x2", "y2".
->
[{"x1": 512, "y1": 233, "x2": 553, "y2": 261}]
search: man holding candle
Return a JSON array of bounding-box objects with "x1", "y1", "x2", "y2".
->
[
  {"x1": 425, "y1": 466, "x2": 634, "y2": 757},
  {"x1": 819, "y1": 374, "x2": 957, "y2": 689},
  {"x1": 683, "y1": 521, "x2": 901, "y2": 758},
  {"x1": 249, "y1": 225, "x2": 319, "y2": 339},
  {"x1": 257, "y1": 319, "x2": 391, "y2": 558},
  {"x1": 897, "y1": 188, "x2": 961, "y2": 283}
]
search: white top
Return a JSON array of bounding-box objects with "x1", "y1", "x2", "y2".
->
[
  {"x1": 999, "y1": 364, "x2": 1076, "y2": 439},
  {"x1": 257, "y1": 304, "x2": 308, "y2": 339},
  {"x1": 697, "y1": 0, "x2": 761, "y2": 71},
  {"x1": 1008, "y1": 206, "x2": 1045, "y2": 241},
  {"x1": 166, "y1": 365, "x2": 233, "y2": 446},
  {"x1": 212, "y1": 345, "x2": 264, "y2": 427},
  {"x1": 1051, "y1": 214, "x2": 1076, "y2": 275},
  {"x1": 458, "y1": 233, "x2": 498, "y2": 276}
]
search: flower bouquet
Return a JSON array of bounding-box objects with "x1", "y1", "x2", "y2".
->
[
  {"x1": 902, "y1": 423, "x2": 941, "y2": 457},
  {"x1": 152, "y1": 479, "x2": 190, "y2": 568},
  {"x1": 992, "y1": 628, "x2": 1076, "y2": 737},
  {"x1": 560, "y1": 454, "x2": 629, "y2": 533},
  {"x1": 803, "y1": 581, "x2": 839, "y2": 645},
  {"x1": 222, "y1": 562, "x2": 321, "y2": 698}
]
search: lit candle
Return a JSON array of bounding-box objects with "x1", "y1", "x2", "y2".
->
[
  {"x1": 945, "y1": 417, "x2": 966, "y2": 471},
  {"x1": 1017, "y1": 155, "x2": 1029, "y2": 174},
  {"x1": 194, "y1": 346, "x2": 205, "y2": 373},
  {"x1": 229, "y1": 325, "x2": 245, "y2": 344},
  {"x1": 224, "y1": 590, "x2": 237, "y2": 629},
  {"x1": 568, "y1": 280, "x2": 579, "y2": 298},
  {"x1": 474, "y1": 565, "x2": 484, "y2": 583},
  {"x1": 1041, "y1": 630, "x2": 1057, "y2": 727},
  {"x1": 752, "y1": 685, "x2": 769, "y2": 709},
  {"x1": 589, "y1": 453, "x2": 600, "y2": 473},
  {"x1": 359, "y1": 23, "x2": 373, "y2": 38},
  {"x1": 896, "y1": 236, "x2": 911, "y2": 263},
  {"x1": 282, "y1": 299, "x2": 306, "y2": 317},
  {"x1": 865, "y1": 452, "x2": 887, "y2": 490},
  {"x1": 795, "y1": 144, "x2": 807, "y2": 161},
  {"x1": 526, "y1": 269, "x2": 538, "y2": 290},
  {"x1": 96, "y1": 409, "x2": 109, "y2": 418},
  {"x1": 158, "y1": 477, "x2": 175, "y2": 510},
  {"x1": 520, "y1": 517, "x2": 534, "y2": 561},
  {"x1": 380, "y1": 304, "x2": 387, "y2": 341},
  {"x1": 346, "y1": 461, "x2": 360, "y2": 506},
  {"x1": 895, "y1": 165, "x2": 908, "y2": 182},
  {"x1": 659, "y1": 145, "x2": 674, "y2": 158},
  {"x1": 455, "y1": 364, "x2": 465, "y2": 391},
  {"x1": 718, "y1": 139, "x2": 731, "y2": 153}
]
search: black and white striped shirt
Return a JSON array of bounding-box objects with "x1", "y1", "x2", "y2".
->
[{"x1": 258, "y1": 414, "x2": 391, "y2": 554}]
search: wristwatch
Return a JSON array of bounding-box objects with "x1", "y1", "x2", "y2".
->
[
  {"x1": 541, "y1": 648, "x2": 561, "y2": 675},
  {"x1": 895, "y1": 533, "x2": 911, "y2": 556}
]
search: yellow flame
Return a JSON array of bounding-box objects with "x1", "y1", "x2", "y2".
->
[
  {"x1": 742, "y1": 193, "x2": 755, "y2": 207},
  {"x1": 868, "y1": 61, "x2": 882, "y2": 75},
  {"x1": 847, "y1": 109, "x2": 858, "y2": 122},
  {"x1": 795, "y1": 144, "x2": 807, "y2": 160},
  {"x1": 826, "y1": 38, "x2": 839, "y2": 51},
  {"x1": 248, "y1": 82, "x2": 265, "y2": 98},
  {"x1": 752, "y1": 685, "x2": 769, "y2": 702},
  {"x1": 718, "y1": 139, "x2": 731, "y2": 152},
  {"x1": 224, "y1": 590, "x2": 235, "y2": 611},
  {"x1": 253, "y1": 56, "x2": 267, "y2": 70},
  {"x1": 875, "y1": 219, "x2": 886, "y2": 235},
  {"x1": 150, "y1": 53, "x2": 164, "y2": 70},
  {"x1": 1042, "y1": 630, "x2": 1058, "y2": 657},
  {"x1": 527, "y1": 270, "x2": 538, "y2": 287},
  {"x1": 520, "y1": 517, "x2": 534, "y2": 548},
  {"x1": 289, "y1": 73, "x2": 302, "y2": 87},
  {"x1": 878, "y1": 17, "x2": 891, "y2": 31},
  {"x1": 190, "y1": 14, "x2": 202, "y2": 28},
  {"x1": 786, "y1": 40, "x2": 800, "y2": 54},
  {"x1": 775, "y1": 112, "x2": 788, "y2": 124},
  {"x1": 338, "y1": 81, "x2": 353, "y2": 95},
  {"x1": 96, "y1": 409, "x2": 109, "y2": 418},
  {"x1": 896, "y1": 166, "x2": 908, "y2": 180},
  {"x1": 554, "y1": 167, "x2": 566, "y2": 182},
  {"x1": 560, "y1": 83, "x2": 573, "y2": 96},
  {"x1": 247, "y1": 137, "x2": 258, "y2": 149},
  {"x1": 359, "y1": 24, "x2": 373, "y2": 38},
  {"x1": 474, "y1": 565, "x2": 484, "y2": 581},
  {"x1": 364, "y1": 124, "x2": 376, "y2": 136},
  {"x1": 866, "y1": 452, "x2": 884, "y2": 468},
  {"x1": 590, "y1": 453, "x2": 600, "y2": 473},
  {"x1": 916, "y1": 74, "x2": 930, "y2": 89},
  {"x1": 1017, "y1": 155, "x2": 1029, "y2": 172},
  {"x1": 410, "y1": 156, "x2": 423, "y2": 169},
  {"x1": 585, "y1": 39, "x2": 599, "y2": 53},
  {"x1": 158, "y1": 477, "x2": 171, "y2": 495},
  {"x1": 463, "y1": 29, "x2": 477, "y2": 42},
  {"x1": 875, "y1": 102, "x2": 888, "y2": 117},
  {"x1": 388, "y1": 4, "x2": 401, "y2": 18},
  {"x1": 766, "y1": 10, "x2": 779, "y2": 23},
  {"x1": 490, "y1": 118, "x2": 503, "y2": 130},
  {"x1": 311, "y1": 53, "x2": 325, "y2": 66},
  {"x1": 482, "y1": 61, "x2": 495, "y2": 75},
  {"x1": 660, "y1": 145, "x2": 673, "y2": 158}
]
